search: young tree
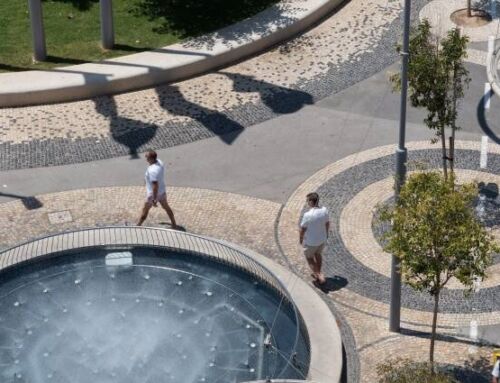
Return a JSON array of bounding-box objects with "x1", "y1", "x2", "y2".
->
[
  {"x1": 379, "y1": 171, "x2": 497, "y2": 371},
  {"x1": 391, "y1": 20, "x2": 470, "y2": 179}
]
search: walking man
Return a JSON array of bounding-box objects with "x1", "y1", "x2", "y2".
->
[
  {"x1": 493, "y1": 358, "x2": 499, "y2": 383},
  {"x1": 137, "y1": 149, "x2": 177, "y2": 228},
  {"x1": 299, "y1": 192, "x2": 329, "y2": 285}
]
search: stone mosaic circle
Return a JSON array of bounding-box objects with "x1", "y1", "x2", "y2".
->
[{"x1": 312, "y1": 148, "x2": 500, "y2": 314}]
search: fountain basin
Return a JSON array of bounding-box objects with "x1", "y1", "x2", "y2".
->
[{"x1": 0, "y1": 228, "x2": 314, "y2": 383}]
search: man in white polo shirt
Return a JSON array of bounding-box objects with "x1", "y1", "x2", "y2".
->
[
  {"x1": 137, "y1": 149, "x2": 177, "y2": 228},
  {"x1": 299, "y1": 192, "x2": 330, "y2": 285},
  {"x1": 493, "y1": 358, "x2": 499, "y2": 383}
]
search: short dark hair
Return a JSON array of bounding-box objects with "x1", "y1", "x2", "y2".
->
[
  {"x1": 306, "y1": 192, "x2": 319, "y2": 206},
  {"x1": 145, "y1": 149, "x2": 157, "y2": 161}
]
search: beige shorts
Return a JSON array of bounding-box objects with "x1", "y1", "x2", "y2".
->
[
  {"x1": 145, "y1": 193, "x2": 167, "y2": 205},
  {"x1": 303, "y1": 243, "x2": 325, "y2": 259}
]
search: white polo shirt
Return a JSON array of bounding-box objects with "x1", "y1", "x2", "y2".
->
[
  {"x1": 300, "y1": 206, "x2": 329, "y2": 246},
  {"x1": 493, "y1": 360, "x2": 500, "y2": 378},
  {"x1": 145, "y1": 160, "x2": 166, "y2": 197}
]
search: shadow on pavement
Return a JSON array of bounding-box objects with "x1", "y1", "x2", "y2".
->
[
  {"x1": 156, "y1": 85, "x2": 245, "y2": 145},
  {"x1": 94, "y1": 96, "x2": 158, "y2": 159},
  {"x1": 0, "y1": 193, "x2": 43, "y2": 210},
  {"x1": 477, "y1": 92, "x2": 500, "y2": 144},
  {"x1": 314, "y1": 275, "x2": 348, "y2": 293},
  {"x1": 222, "y1": 72, "x2": 314, "y2": 114}
]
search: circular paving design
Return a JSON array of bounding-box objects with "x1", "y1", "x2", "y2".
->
[
  {"x1": 279, "y1": 141, "x2": 500, "y2": 314},
  {"x1": 343, "y1": 170, "x2": 500, "y2": 290}
]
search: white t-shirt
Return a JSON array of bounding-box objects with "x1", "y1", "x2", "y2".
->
[
  {"x1": 145, "y1": 160, "x2": 166, "y2": 197},
  {"x1": 300, "y1": 206, "x2": 329, "y2": 246},
  {"x1": 493, "y1": 360, "x2": 500, "y2": 378}
]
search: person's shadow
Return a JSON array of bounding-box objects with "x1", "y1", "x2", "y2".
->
[
  {"x1": 94, "y1": 96, "x2": 158, "y2": 159},
  {"x1": 155, "y1": 85, "x2": 244, "y2": 145},
  {"x1": 221, "y1": 72, "x2": 314, "y2": 114},
  {"x1": 0, "y1": 192, "x2": 43, "y2": 210},
  {"x1": 314, "y1": 275, "x2": 348, "y2": 293}
]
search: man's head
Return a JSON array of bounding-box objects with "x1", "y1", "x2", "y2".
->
[
  {"x1": 145, "y1": 149, "x2": 157, "y2": 164},
  {"x1": 306, "y1": 192, "x2": 319, "y2": 207}
]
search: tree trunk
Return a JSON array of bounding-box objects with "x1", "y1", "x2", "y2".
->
[
  {"x1": 467, "y1": 0, "x2": 472, "y2": 17},
  {"x1": 429, "y1": 289, "x2": 440, "y2": 373},
  {"x1": 440, "y1": 127, "x2": 448, "y2": 180}
]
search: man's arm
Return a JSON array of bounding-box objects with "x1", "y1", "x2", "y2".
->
[
  {"x1": 152, "y1": 181, "x2": 159, "y2": 204},
  {"x1": 299, "y1": 227, "x2": 306, "y2": 245}
]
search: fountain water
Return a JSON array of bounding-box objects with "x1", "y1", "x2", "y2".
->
[{"x1": 0, "y1": 237, "x2": 309, "y2": 383}]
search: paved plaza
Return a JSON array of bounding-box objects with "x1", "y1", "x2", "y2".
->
[{"x1": 1, "y1": 0, "x2": 500, "y2": 382}]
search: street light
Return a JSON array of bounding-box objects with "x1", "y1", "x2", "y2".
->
[{"x1": 390, "y1": 0, "x2": 411, "y2": 333}]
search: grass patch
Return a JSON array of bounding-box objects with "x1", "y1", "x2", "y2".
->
[{"x1": 0, "y1": 0, "x2": 279, "y2": 72}]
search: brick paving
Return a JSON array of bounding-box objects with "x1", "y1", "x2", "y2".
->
[
  {"x1": 278, "y1": 140, "x2": 500, "y2": 382},
  {"x1": 1, "y1": 141, "x2": 499, "y2": 382},
  {"x1": 0, "y1": 0, "x2": 430, "y2": 170}
]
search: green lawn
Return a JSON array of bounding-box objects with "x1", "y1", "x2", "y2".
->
[{"x1": 0, "y1": 0, "x2": 279, "y2": 72}]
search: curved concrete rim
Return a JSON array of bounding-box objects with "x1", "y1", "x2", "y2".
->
[
  {"x1": 0, "y1": 0, "x2": 344, "y2": 108},
  {"x1": 0, "y1": 227, "x2": 343, "y2": 383}
]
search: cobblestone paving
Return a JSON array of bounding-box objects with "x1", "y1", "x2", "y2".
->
[
  {"x1": 0, "y1": 0, "x2": 429, "y2": 170},
  {"x1": 278, "y1": 140, "x2": 500, "y2": 382},
  {"x1": 0, "y1": 186, "x2": 284, "y2": 269},
  {"x1": 2, "y1": 141, "x2": 499, "y2": 382}
]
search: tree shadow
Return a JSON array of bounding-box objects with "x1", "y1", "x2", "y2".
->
[
  {"x1": 0, "y1": 192, "x2": 43, "y2": 210},
  {"x1": 133, "y1": 0, "x2": 281, "y2": 37},
  {"x1": 221, "y1": 72, "x2": 314, "y2": 114},
  {"x1": 314, "y1": 275, "x2": 348, "y2": 293},
  {"x1": 42, "y1": 0, "x2": 98, "y2": 11},
  {"x1": 444, "y1": 356, "x2": 492, "y2": 383},
  {"x1": 94, "y1": 96, "x2": 158, "y2": 158},
  {"x1": 133, "y1": 0, "x2": 304, "y2": 51},
  {"x1": 477, "y1": 92, "x2": 500, "y2": 144},
  {"x1": 155, "y1": 85, "x2": 244, "y2": 145}
]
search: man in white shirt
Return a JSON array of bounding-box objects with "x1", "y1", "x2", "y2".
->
[
  {"x1": 137, "y1": 149, "x2": 177, "y2": 228},
  {"x1": 299, "y1": 192, "x2": 330, "y2": 285},
  {"x1": 493, "y1": 359, "x2": 499, "y2": 383}
]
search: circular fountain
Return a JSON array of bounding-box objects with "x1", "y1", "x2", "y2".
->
[{"x1": 0, "y1": 228, "x2": 311, "y2": 383}]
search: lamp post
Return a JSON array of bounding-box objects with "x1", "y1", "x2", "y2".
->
[
  {"x1": 100, "y1": 0, "x2": 114, "y2": 49},
  {"x1": 390, "y1": 0, "x2": 411, "y2": 333},
  {"x1": 28, "y1": 0, "x2": 47, "y2": 61}
]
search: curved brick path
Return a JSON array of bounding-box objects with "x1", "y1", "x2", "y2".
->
[
  {"x1": 0, "y1": 0, "x2": 429, "y2": 170},
  {"x1": 277, "y1": 140, "x2": 500, "y2": 382}
]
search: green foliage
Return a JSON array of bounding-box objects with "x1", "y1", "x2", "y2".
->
[
  {"x1": 377, "y1": 359, "x2": 457, "y2": 383},
  {"x1": 390, "y1": 20, "x2": 470, "y2": 138},
  {"x1": 380, "y1": 171, "x2": 496, "y2": 295},
  {"x1": 0, "y1": 0, "x2": 278, "y2": 71}
]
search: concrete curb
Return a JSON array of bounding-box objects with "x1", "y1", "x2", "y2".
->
[
  {"x1": 0, "y1": 227, "x2": 343, "y2": 383},
  {"x1": 223, "y1": 241, "x2": 344, "y2": 383},
  {"x1": 0, "y1": 0, "x2": 343, "y2": 108}
]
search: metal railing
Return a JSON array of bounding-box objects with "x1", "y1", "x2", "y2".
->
[{"x1": 0, "y1": 226, "x2": 311, "y2": 381}]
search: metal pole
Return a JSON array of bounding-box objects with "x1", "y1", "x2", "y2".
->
[
  {"x1": 100, "y1": 0, "x2": 114, "y2": 50},
  {"x1": 28, "y1": 0, "x2": 47, "y2": 62},
  {"x1": 390, "y1": 0, "x2": 411, "y2": 333}
]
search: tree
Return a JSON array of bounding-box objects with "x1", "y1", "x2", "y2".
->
[
  {"x1": 377, "y1": 358, "x2": 456, "y2": 383},
  {"x1": 379, "y1": 171, "x2": 497, "y2": 371},
  {"x1": 391, "y1": 20, "x2": 470, "y2": 179}
]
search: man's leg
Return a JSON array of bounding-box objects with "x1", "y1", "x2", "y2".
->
[
  {"x1": 137, "y1": 202, "x2": 152, "y2": 226},
  {"x1": 315, "y1": 245, "x2": 326, "y2": 284},
  {"x1": 159, "y1": 196, "x2": 177, "y2": 228}
]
